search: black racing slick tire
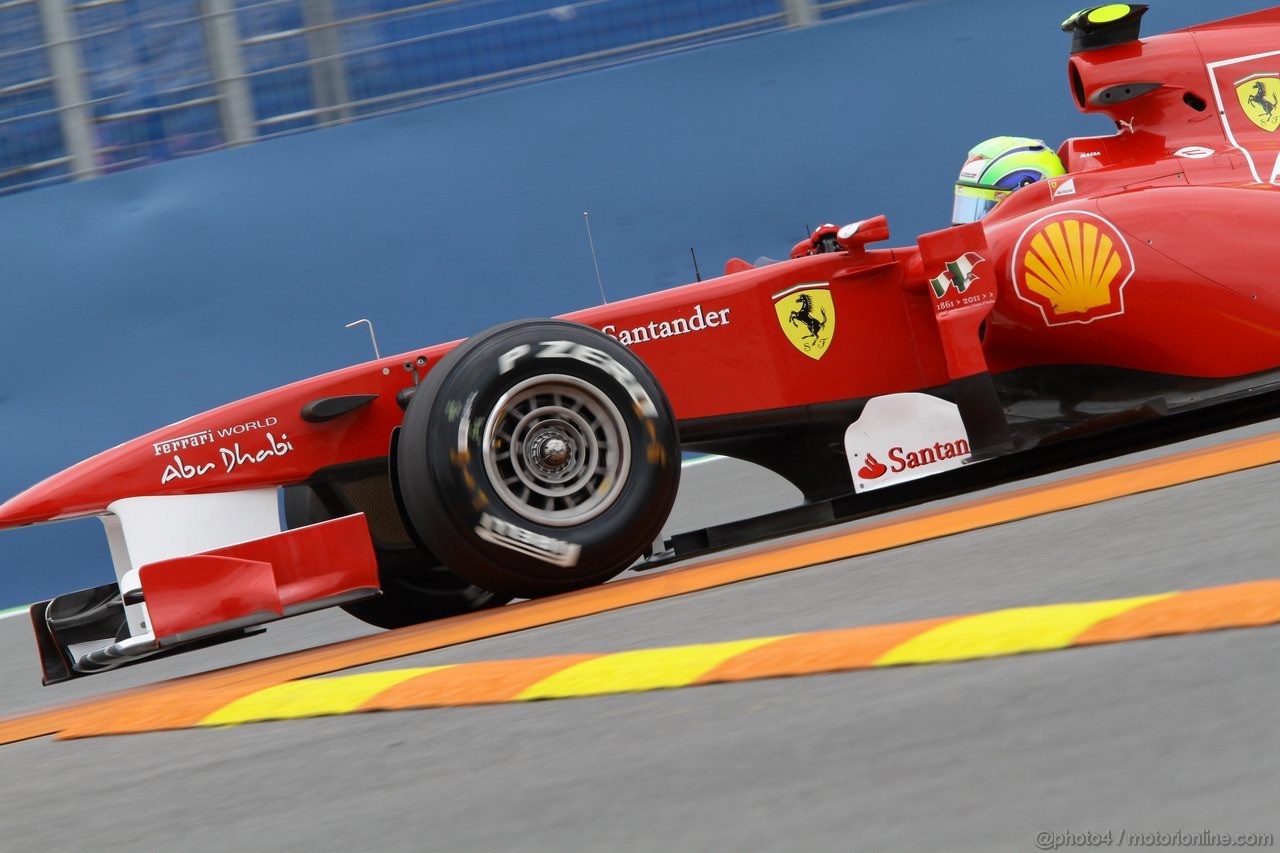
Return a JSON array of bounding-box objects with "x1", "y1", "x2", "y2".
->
[
  {"x1": 396, "y1": 319, "x2": 681, "y2": 598},
  {"x1": 283, "y1": 475, "x2": 510, "y2": 630},
  {"x1": 339, "y1": 545, "x2": 505, "y2": 630}
]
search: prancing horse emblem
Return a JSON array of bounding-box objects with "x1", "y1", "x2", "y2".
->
[
  {"x1": 1237, "y1": 75, "x2": 1280, "y2": 132},
  {"x1": 773, "y1": 284, "x2": 836, "y2": 361},
  {"x1": 790, "y1": 293, "x2": 827, "y2": 340}
]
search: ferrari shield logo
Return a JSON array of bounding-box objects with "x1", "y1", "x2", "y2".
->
[
  {"x1": 1236, "y1": 75, "x2": 1280, "y2": 132},
  {"x1": 773, "y1": 284, "x2": 835, "y2": 360}
]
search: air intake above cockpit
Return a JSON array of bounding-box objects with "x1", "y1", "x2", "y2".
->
[{"x1": 1062, "y1": 4, "x2": 1149, "y2": 54}]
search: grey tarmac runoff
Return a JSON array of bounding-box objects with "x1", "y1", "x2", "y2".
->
[{"x1": 0, "y1": 420, "x2": 1277, "y2": 851}]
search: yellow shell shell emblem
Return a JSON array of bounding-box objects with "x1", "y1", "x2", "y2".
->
[
  {"x1": 773, "y1": 285, "x2": 835, "y2": 360},
  {"x1": 1013, "y1": 212, "x2": 1134, "y2": 326},
  {"x1": 1237, "y1": 75, "x2": 1280, "y2": 132}
]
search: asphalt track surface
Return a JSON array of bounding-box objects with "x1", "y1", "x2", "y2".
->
[{"x1": 1, "y1": 424, "x2": 1279, "y2": 851}]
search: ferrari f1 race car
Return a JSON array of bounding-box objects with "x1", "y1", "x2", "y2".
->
[{"x1": 6, "y1": 4, "x2": 1280, "y2": 684}]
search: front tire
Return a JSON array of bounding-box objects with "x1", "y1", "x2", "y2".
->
[
  {"x1": 283, "y1": 473, "x2": 510, "y2": 629},
  {"x1": 396, "y1": 319, "x2": 681, "y2": 598}
]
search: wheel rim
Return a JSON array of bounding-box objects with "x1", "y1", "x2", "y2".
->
[{"x1": 482, "y1": 374, "x2": 631, "y2": 527}]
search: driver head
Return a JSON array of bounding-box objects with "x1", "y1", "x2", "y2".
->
[{"x1": 952, "y1": 136, "x2": 1066, "y2": 225}]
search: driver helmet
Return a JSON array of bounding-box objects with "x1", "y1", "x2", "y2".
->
[{"x1": 952, "y1": 136, "x2": 1066, "y2": 225}]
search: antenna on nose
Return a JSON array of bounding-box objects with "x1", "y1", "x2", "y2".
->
[
  {"x1": 345, "y1": 318, "x2": 381, "y2": 360},
  {"x1": 583, "y1": 211, "x2": 608, "y2": 304}
]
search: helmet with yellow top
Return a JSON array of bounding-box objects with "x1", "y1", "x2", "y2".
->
[{"x1": 952, "y1": 136, "x2": 1066, "y2": 225}]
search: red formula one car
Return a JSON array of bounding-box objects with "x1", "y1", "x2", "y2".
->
[{"x1": 6, "y1": 4, "x2": 1280, "y2": 683}]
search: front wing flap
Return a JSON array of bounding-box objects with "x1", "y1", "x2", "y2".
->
[{"x1": 31, "y1": 514, "x2": 380, "y2": 684}]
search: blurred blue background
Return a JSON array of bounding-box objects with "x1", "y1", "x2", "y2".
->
[{"x1": 0, "y1": 0, "x2": 1273, "y2": 608}]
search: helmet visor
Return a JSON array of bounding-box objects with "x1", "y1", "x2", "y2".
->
[{"x1": 952, "y1": 184, "x2": 1005, "y2": 225}]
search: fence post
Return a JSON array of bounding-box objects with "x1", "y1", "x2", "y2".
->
[
  {"x1": 302, "y1": 0, "x2": 351, "y2": 125},
  {"x1": 37, "y1": 0, "x2": 97, "y2": 178},
  {"x1": 783, "y1": 0, "x2": 817, "y2": 27},
  {"x1": 202, "y1": 0, "x2": 256, "y2": 145}
]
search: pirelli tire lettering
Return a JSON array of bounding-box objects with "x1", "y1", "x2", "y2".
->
[
  {"x1": 496, "y1": 339, "x2": 659, "y2": 418},
  {"x1": 396, "y1": 319, "x2": 681, "y2": 598},
  {"x1": 474, "y1": 512, "x2": 582, "y2": 568}
]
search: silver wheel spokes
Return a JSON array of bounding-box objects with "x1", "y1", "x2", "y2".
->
[{"x1": 483, "y1": 375, "x2": 631, "y2": 527}]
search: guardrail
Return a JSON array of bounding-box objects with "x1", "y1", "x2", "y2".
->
[{"x1": 0, "y1": 0, "x2": 910, "y2": 196}]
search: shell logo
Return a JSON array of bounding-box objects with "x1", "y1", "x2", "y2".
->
[{"x1": 1012, "y1": 211, "x2": 1135, "y2": 326}]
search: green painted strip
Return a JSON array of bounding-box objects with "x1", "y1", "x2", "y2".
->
[{"x1": 0, "y1": 605, "x2": 29, "y2": 621}]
